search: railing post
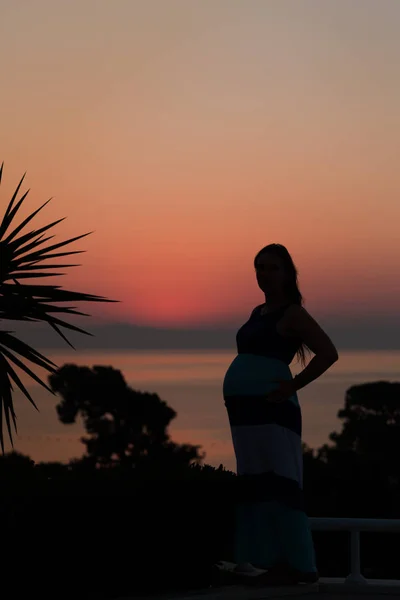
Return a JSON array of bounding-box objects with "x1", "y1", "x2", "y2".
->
[{"x1": 345, "y1": 529, "x2": 368, "y2": 585}]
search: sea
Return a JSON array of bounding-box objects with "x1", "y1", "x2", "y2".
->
[{"x1": 8, "y1": 349, "x2": 400, "y2": 473}]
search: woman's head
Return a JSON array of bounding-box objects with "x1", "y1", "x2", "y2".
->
[
  {"x1": 254, "y1": 243, "x2": 310, "y2": 366},
  {"x1": 254, "y1": 243, "x2": 302, "y2": 303}
]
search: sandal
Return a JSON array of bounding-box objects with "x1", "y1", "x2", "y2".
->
[
  {"x1": 245, "y1": 564, "x2": 319, "y2": 587},
  {"x1": 211, "y1": 561, "x2": 267, "y2": 586}
]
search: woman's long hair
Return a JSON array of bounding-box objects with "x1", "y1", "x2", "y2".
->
[{"x1": 254, "y1": 243, "x2": 311, "y2": 367}]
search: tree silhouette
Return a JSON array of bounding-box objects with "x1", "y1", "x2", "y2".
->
[
  {"x1": 318, "y1": 380, "x2": 400, "y2": 486},
  {"x1": 49, "y1": 363, "x2": 204, "y2": 470},
  {"x1": 0, "y1": 163, "x2": 117, "y2": 450},
  {"x1": 0, "y1": 450, "x2": 34, "y2": 473}
]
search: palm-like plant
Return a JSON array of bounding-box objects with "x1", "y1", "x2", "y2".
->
[{"x1": 0, "y1": 163, "x2": 118, "y2": 451}]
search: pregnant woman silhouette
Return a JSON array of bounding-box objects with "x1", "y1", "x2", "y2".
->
[{"x1": 219, "y1": 243, "x2": 339, "y2": 586}]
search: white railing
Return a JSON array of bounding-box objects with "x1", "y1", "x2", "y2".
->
[{"x1": 309, "y1": 518, "x2": 400, "y2": 584}]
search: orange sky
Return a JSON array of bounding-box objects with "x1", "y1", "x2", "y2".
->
[{"x1": 1, "y1": 0, "x2": 400, "y2": 327}]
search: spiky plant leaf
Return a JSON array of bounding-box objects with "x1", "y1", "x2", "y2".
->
[{"x1": 0, "y1": 162, "x2": 119, "y2": 449}]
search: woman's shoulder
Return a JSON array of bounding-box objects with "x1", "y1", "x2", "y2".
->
[{"x1": 283, "y1": 303, "x2": 306, "y2": 322}]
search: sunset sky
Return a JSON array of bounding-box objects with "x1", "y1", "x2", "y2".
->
[{"x1": 2, "y1": 0, "x2": 400, "y2": 329}]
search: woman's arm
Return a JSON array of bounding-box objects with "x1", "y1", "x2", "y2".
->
[{"x1": 286, "y1": 305, "x2": 339, "y2": 391}]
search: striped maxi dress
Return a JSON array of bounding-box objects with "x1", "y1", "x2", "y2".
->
[{"x1": 222, "y1": 303, "x2": 317, "y2": 576}]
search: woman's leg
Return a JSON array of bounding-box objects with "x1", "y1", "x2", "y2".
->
[
  {"x1": 234, "y1": 500, "x2": 282, "y2": 569},
  {"x1": 274, "y1": 502, "x2": 317, "y2": 575}
]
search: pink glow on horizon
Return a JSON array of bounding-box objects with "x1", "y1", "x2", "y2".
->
[{"x1": 1, "y1": 0, "x2": 399, "y2": 327}]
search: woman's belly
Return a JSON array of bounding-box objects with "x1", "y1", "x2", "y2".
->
[{"x1": 223, "y1": 353, "x2": 293, "y2": 398}]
